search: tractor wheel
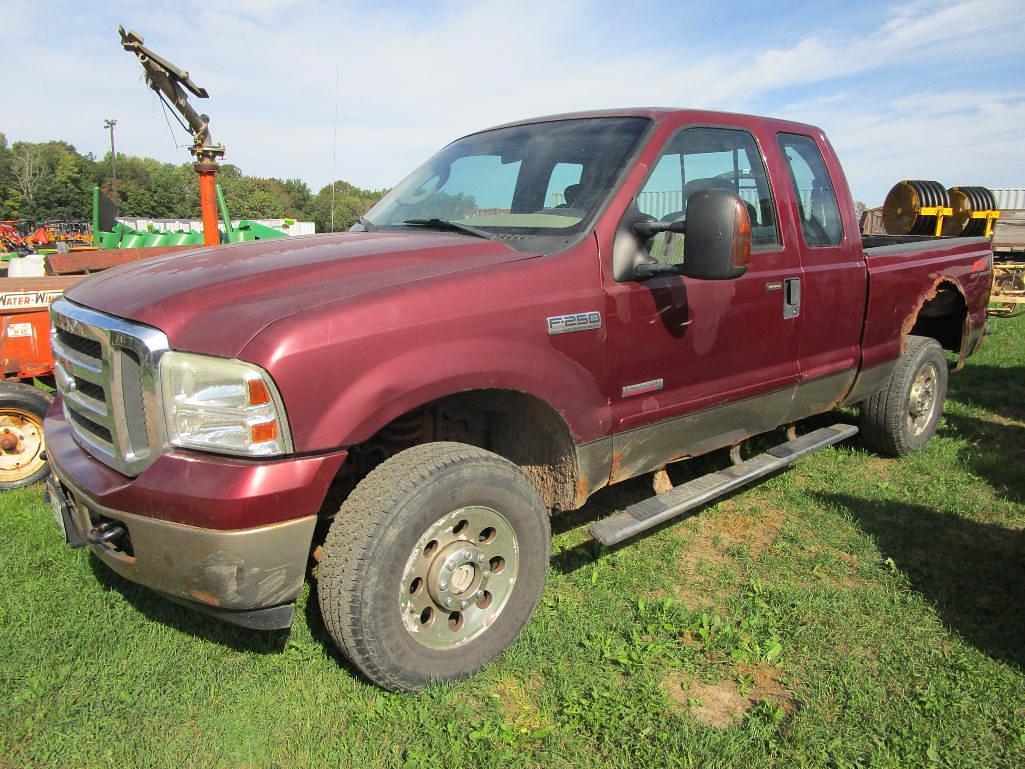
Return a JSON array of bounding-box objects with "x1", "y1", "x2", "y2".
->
[{"x1": 0, "y1": 382, "x2": 54, "y2": 490}]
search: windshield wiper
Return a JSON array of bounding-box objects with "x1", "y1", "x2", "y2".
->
[
  {"x1": 403, "y1": 218, "x2": 496, "y2": 240},
  {"x1": 355, "y1": 216, "x2": 376, "y2": 232}
]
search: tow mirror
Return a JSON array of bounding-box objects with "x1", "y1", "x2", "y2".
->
[
  {"x1": 681, "y1": 188, "x2": 751, "y2": 280},
  {"x1": 626, "y1": 189, "x2": 750, "y2": 282},
  {"x1": 627, "y1": 219, "x2": 687, "y2": 280}
]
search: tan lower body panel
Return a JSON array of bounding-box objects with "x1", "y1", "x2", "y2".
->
[{"x1": 54, "y1": 465, "x2": 316, "y2": 612}]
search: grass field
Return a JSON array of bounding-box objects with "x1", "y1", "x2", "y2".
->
[{"x1": 3, "y1": 316, "x2": 1024, "y2": 768}]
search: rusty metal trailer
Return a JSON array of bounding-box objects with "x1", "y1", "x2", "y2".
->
[{"x1": 989, "y1": 206, "x2": 1025, "y2": 316}]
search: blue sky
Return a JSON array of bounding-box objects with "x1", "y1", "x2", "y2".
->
[{"x1": 6, "y1": 0, "x2": 1024, "y2": 205}]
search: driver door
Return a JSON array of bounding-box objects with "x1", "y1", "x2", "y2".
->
[{"x1": 603, "y1": 124, "x2": 804, "y2": 482}]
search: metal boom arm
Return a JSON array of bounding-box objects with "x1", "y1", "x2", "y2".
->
[
  {"x1": 118, "y1": 25, "x2": 224, "y2": 246},
  {"x1": 118, "y1": 25, "x2": 225, "y2": 163}
]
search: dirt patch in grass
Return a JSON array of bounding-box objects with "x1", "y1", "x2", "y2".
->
[
  {"x1": 741, "y1": 662, "x2": 795, "y2": 711},
  {"x1": 801, "y1": 544, "x2": 863, "y2": 568},
  {"x1": 668, "y1": 498, "x2": 785, "y2": 607},
  {"x1": 662, "y1": 664, "x2": 795, "y2": 730},
  {"x1": 863, "y1": 457, "x2": 896, "y2": 474},
  {"x1": 493, "y1": 675, "x2": 547, "y2": 730},
  {"x1": 976, "y1": 412, "x2": 1025, "y2": 429},
  {"x1": 677, "y1": 535, "x2": 731, "y2": 571},
  {"x1": 710, "y1": 500, "x2": 784, "y2": 557},
  {"x1": 676, "y1": 499, "x2": 783, "y2": 569},
  {"x1": 669, "y1": 583, "x2": 724, "y2": 609},
  {"x1": 785, "y1": 543, "x2": 869, "y2": 590},
  {"x1": 841, "y1": 456, "x2": 902, "y2": 486},
  {"x1": 679, "y1": 498, "x2": 784, "y2": 564},
  {"x1": 663, "y1": 675, "x2": 750, "y2": 729}
]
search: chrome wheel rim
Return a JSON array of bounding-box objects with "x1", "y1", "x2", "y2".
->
[
  {"x1": 908, "y1": 362, "x2": 939, "y2": 435},
  {"x1": 0, "y1": 408, "x2": 45, "y2": 483},
  {"x1": 399, "y1": 506, "x2": 519, "y2": 650}
]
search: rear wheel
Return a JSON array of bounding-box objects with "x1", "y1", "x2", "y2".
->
[
  {"x1": 317, "y1": 442, "x2": 550, "y2": 692},
  {"x1": 859, "y1": 335, "x2": 948, "y2": 456},
  {"x1": 0, "y1": 382, "x2": 53, "y2": 490}
]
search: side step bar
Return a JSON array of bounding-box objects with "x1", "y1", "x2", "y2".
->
[{"x1": 588, "y1": 423, "x2": 858, "y2": 547}]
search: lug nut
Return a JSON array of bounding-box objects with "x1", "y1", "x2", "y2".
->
[
  {"x1": 460, "y1": 600, "x2": 468, "y2": 609},
  {"x1": 482, "y1": 570, "x2": 491, "y2": 578},
  {"x1": 476, "y1": 553, "x2": 485, "y2": 563},
  {"x1": 439, "y1": 580, "x2": 448, "y2": 590},
  {"x1": 462, "y1": 549, "x2": 472, "y2": 560}
]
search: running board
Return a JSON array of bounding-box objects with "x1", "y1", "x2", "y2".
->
[{"x1": 588, "y1": 423, "x2": 858, "y2": 547}]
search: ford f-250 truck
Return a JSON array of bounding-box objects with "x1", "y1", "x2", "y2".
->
[{"x1": 43, "y1": 109, "x2": 992, "y2": 692}]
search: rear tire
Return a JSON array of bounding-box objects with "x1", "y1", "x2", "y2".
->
[
  {"x1": 0, "y1": 382, "x2": 53, "y2": 490},
  {"x1": 317, "y1": 442, "x2": 551, "y2": 692},
  {"x1": 859, "y1": 335, "x2": 948, "y2": 456}
]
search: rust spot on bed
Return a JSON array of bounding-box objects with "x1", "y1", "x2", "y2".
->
[
  {"x1": 900, "y1": 275, "x2": 966, "y2": 356},
  {"x1": 901, "y1": 278, "x2": 942, "y2": 348}
]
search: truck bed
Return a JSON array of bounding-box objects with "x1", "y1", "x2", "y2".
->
[
  {"x1": 860, "y1": 235, "x2": 992, "y2": 376},
  {"x1": 862, "y1": 234, "x2": 991, "y2": 254}
]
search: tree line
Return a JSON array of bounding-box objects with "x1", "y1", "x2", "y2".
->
[{"x1": 0, "y1": 133, "x2": 386, "y2": 233}]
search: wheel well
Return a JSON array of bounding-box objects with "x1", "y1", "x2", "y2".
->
[
  {"x1": 329, "y1": 389, "x2": 579, "y2": 513},
  {"x1": 906, "y1": 280, "x2": 967, "y2": 354}
]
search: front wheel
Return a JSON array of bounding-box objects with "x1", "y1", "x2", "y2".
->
[
  {"x1": 317, "y1": 442, "x2": 551, "y2": 692},
  {"x1": 859, "y1": 335, "x2": 948, "y2": 456},
  {"x1": 0, "y1": 382, "x2": 53, "y2": 490}
]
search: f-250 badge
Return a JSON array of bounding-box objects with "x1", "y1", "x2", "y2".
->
[{"x1": 547, "y1": 311, "x2": 602, "y2": 335}]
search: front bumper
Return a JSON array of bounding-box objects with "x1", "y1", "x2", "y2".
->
[{"x1": 44, "y1": 403, "x2": 348, "y2": 629}]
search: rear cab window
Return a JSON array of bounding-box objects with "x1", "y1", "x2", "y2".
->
[
  {"x1": 777, "y1": 133, "x2": 844, "y2": 247},
  {"x1": 637, "y1": 127, "x2": 779, "y2": 265}
]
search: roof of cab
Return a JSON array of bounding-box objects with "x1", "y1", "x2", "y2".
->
[{"x1": 478, "y1": 107, "x2": 823, "y2": 139}]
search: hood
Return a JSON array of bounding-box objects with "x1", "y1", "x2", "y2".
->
[{"x1": 66, "y1": 231, "x2": 536, "y2": 357}]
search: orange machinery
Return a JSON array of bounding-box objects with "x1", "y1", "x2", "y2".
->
[{"x1": 0, "y1": 246, "x2": 195, "y2": 489}]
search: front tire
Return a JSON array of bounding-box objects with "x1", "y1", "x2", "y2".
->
[
  {"x1": 859, "y1": 335, "x2": 948, "y2": 456},
  {"x1": 317, "y1": 442, "x2": 551, "y2": 692}
]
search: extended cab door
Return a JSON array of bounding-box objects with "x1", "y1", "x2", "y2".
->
[
  {"x1": 603, "y1": 124, "x2": 803, "y2": 482},
  {"x1": 771, "y1": 132, "x2": 867, "y2": 421}
]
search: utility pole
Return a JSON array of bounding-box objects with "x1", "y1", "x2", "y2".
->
[{"x1": 104, "y1": 119, "x2": 118, "y2": 200}]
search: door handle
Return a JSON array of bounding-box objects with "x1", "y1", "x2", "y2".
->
[{"x1": 783, "y1": 277, "x2": 800, "y2": 319}]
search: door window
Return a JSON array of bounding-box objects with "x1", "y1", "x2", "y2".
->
[
  {"x1": 777, "y1": 133, "x2": 843, "y2": 247},
  {"x1": 638, "y1": 127, "x2": 779, "y2": 264}
]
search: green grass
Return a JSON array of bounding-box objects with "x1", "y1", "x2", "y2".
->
[{"x1": 3, "y1": 318, "x2": 1025, "y2": 768}]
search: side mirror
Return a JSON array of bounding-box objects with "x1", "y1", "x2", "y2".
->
[
  {"x1": 626, "y1": 219, "x2": 687, "y2": 281},
  {"x1": 633, "y1": 219, "x2": 686, "y2": 239},
  {"x1": 681, "y1": 189, "x2": 751, "y2": 280}
]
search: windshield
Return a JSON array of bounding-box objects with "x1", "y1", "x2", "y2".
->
[{"x1": 362, "y1": 117, "x2": 651, "y2": 249}]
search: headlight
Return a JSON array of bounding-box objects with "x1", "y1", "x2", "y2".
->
[{"x1": 159, "y1": 351, "x2": 292, "y2": 457}]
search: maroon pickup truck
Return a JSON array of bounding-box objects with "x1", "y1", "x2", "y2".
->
[{"x1": 43, "y1": 108, "x2": 991, "y2": 691}]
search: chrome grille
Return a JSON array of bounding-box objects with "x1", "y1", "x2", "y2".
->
[
  {"x1": 54, "y1": 326, "x2": 103, "y2": 359},
  {"x1": 50, "y1": 298, "x2": 169, "y2": 477}
]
